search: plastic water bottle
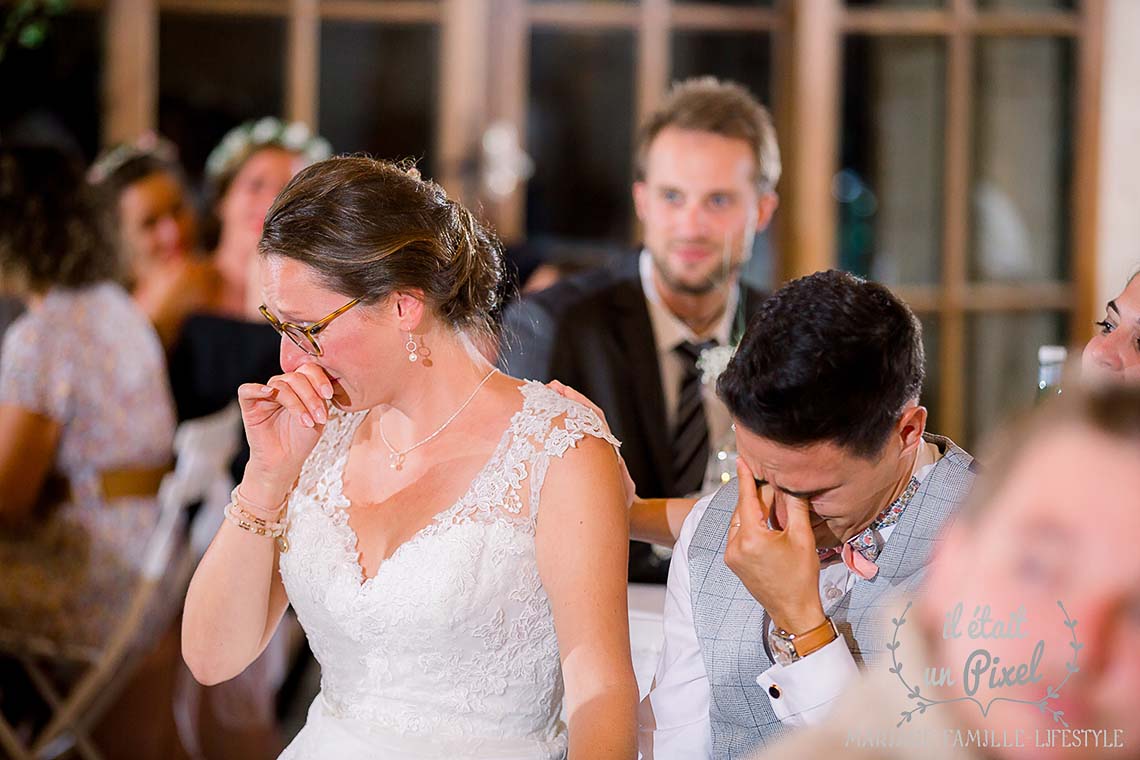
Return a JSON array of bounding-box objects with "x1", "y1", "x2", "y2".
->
[{"x1": 1037, "y1": 345, "x2": 1066, "y2": 401}]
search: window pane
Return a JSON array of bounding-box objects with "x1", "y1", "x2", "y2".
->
[
  {"x1": 526, "y1": 30, "x2": 634, "y2": 243},
  {"x1": 159, "y1": 13, "x2": 285, "y2": 181},
  {"x1": 967, "y1": 311, "x2": 1069, "y2": 445},
  {"x1": 0, "y1": 10, "x2": 103, "y2": 162},
  {"x1": 969, "y1": 37, "x2": 1074, "y2": 283},
  {"x1": 839, "y1": 36, "x2": 945, "y2": 285},
  {"x1": 319, "y1": 22, "x2": 439, "y2": 178},
  {"x1": 671, "y1": 32, "x2": 772, "y2": 113},
  {"x1": 671, "y1": 30, "x2": 775, "y2": 289}
]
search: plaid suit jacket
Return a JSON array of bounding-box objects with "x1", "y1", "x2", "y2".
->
[{"x1": 688, "y1": 434, "x2": 976, "y2": 759}]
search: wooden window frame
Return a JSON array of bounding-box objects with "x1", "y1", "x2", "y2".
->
[{"x1": 95, "y1": 0, "x2": 1103, "y2": 443}]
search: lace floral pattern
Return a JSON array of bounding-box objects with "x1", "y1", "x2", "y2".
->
[{"x1": 278, "y1": 382, "x2": 618, "y2": 756}]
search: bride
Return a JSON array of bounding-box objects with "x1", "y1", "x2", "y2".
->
[{"x1": 181, "y1": 157, "x2": 638, "y2": 759}]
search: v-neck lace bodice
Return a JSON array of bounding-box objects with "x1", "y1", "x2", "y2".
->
[{"x1": 277, "y1": 381, "x2": 618, "y2": 759}]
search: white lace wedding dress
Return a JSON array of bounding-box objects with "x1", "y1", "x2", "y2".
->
[{"x1": 277, "y1": 382, "x2": 618, "y2": 759}]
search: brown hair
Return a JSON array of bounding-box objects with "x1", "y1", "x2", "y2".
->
[
  {"x1": 88, "y1": 150, "x2": 188, "y2": 270},
  {"x1": 0, "y1": 146, "x2": 117, "y2": 293},
  {"x1": 636, "y1": 77, "x2": 781, "y2": 193},
  {"x1": 259, "y1": 157, "x2": 505, "y2": 337},
  {"x1": 958, "y1": 383, "x2": 1140, "y2": 523}
]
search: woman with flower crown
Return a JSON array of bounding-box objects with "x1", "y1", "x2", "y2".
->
[
  {"x1": 89, "y1": 120, "x2": 332, "y2": 350},
  {"x1": 87, "y1": 132, "x2": 215, "y2": 347},
  {"x1": 166, "y1": 118, "x2": 332, "y2": 431},
  {"x1": 201, "y1": 117, "x2": 333, "y2": 321}
]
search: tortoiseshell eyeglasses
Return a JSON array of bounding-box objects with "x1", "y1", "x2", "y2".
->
[{"x1": 259, "y1": 297, "x2": 361, "y2": 357}]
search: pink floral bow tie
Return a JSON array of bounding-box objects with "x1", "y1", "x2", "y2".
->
[{"x1": 816, "y1": 476, "x2": 921, "y2": 580}]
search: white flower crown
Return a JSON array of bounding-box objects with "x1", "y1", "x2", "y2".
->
[
  {"x1": 87, "y1": 132, "x2": 179, "y2": 185},
  {"x1": 205, "y1": 117, "x2": 332, "y2": 181}
]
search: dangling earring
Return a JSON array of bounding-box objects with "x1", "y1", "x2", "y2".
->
[{"x1": 406, "y1": 333, "x2": 419, "y2": 362}]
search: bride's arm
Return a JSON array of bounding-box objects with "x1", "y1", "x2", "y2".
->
[
  {"x1": 536, "y1": 433, "x2": 639, "y2": 760},
  {"x1": 183, "y1": 365, "x2": 329, "y2": 685},
  {"x1": 181, "y1": 470, "x2": 293, "y2": 685}
]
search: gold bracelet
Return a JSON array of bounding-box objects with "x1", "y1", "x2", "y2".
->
[
  {"x1": 227, "y1": 500, "x2": 286, "y2": 531},
  {"x1": 232, "y1": 484, "x2": 287, "y2": 521}
]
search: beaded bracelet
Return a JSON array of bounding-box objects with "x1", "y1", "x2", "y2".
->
[
  {"x1": 224, "y1": 486, "x2": 290, "y2": 552},
  {"x1": 232, "y1": 485, "x2": 287, "y2": 521}
]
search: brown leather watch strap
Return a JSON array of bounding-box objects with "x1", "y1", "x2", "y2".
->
[{"x1": 792, "y1": 617, "x2": 839, "y2": 659}]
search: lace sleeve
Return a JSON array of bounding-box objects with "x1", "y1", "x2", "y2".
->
[{"x1": 526, "y1": 385, "x2": 621, "y2": 518}]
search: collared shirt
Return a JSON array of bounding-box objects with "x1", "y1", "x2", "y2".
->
[
  {"x1": 638, "y1": 443, "x2": 942, "y2": 759},
  {"x1": 638, "y1": 250, "x2": 738, "y2": 477}
]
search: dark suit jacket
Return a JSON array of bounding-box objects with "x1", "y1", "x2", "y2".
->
[{"x1": 498, "y1": 254, "x2": 767, "y2": 581}]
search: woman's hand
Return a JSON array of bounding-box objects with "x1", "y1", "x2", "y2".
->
[
  {"x1": 238, "y1": 362, "x2": 334, "y2": 492},
  {"x1": 547, "y1": 380, "x2": 636, "y2": 509},
  {"x1": 135, "y1": 257, "x2": 221, "y2": 346}
]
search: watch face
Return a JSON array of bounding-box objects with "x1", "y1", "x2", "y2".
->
[{"x1": 768, "y1": 630, "x2": 797, "y2": 666}]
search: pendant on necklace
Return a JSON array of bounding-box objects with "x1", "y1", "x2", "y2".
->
[{"x1": 389, "y1": 452, "x2": 406, "y2": 471}]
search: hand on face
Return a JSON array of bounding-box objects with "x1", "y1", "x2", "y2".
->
[
  {"x1": 724, "y1": 457, "x2": 826, "y2": 634},
  {"x1": 134, "y1": 257, "x2": 221, "y2": 322},
  {"x1": 238, "y1": 361, "x2": 335, "y2": 489}
]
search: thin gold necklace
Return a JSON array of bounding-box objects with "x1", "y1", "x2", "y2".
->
[{"x1": 378, "y1": 368, "x2": 498, "y2": 471}]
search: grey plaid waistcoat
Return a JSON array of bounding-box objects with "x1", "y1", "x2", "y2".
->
[{"x1": 688, "y1": 434, "x2": 976, "y2": 759}]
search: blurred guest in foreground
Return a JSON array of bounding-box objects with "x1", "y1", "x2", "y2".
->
[
  {"x1": 1083, "y1": 270, "x2": 1139, "y2": 384},
  {"x1": 500, "y1": 77, "x2": 780, "y2": 583},
  {"x1": 0, "y1": 145, "x2": 180, "y2": 755},
  {"x1": 755, "y1": 383, "x2": 1140, "y2": 760}
]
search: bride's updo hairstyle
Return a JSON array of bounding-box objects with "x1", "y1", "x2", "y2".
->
[{"x1": 259, "y1": 156, "x2": 505, "y2": 337}]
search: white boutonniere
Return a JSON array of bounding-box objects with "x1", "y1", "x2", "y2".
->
[{"x1": 696, "y1": 344, "x2": 736, "y2": 387}]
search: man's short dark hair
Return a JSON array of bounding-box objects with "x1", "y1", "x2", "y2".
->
[{"x1": 717, "y1": 270, "x2": 925, "y2": 458}]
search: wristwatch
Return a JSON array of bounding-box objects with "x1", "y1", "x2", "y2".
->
[{"x1": 768, "y1": 617, "x2": 839, "y2": 666}]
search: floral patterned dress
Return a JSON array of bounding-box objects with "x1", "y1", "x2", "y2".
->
[{"x1": 0, "y1": 282, "x2": 176, "y2": 657}]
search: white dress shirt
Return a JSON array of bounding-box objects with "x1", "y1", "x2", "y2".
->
[
  {"x1": 638, "y1": 250, "x2": 737, "y2": 460},
  {"x1": 637, "y1": 452, "x2": 940, "y2": 759}
]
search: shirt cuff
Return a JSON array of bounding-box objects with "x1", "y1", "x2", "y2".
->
[{"x1": 755, "y1": 636, "x2": 859, "y2": 727}]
